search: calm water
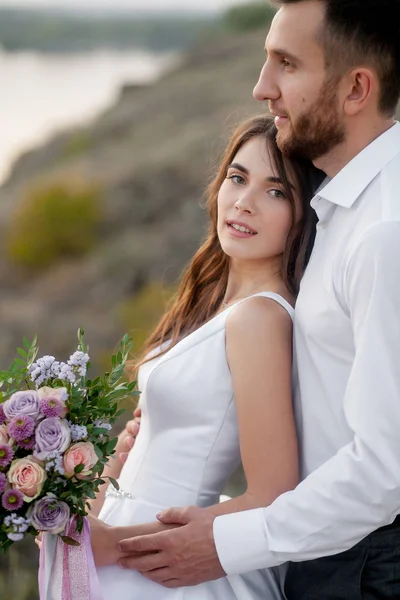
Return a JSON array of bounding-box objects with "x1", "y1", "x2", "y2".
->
[{"x1": 0, "y1": 48, "x2": 176, "y2": 183}]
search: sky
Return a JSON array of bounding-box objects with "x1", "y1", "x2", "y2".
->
[{"x1": 0, "y1": 0, "x2": 251, "y2": 10}]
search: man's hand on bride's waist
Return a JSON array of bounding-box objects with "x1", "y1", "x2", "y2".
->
[{"x1": 117, "y1": 505, "x2": 225, "y2": 587}]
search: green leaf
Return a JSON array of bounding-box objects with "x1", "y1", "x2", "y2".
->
[
  {"x1": 74, "y1": 463, "x2": 85, "y2": 474},
  {"x1": 60, "y1": 535, "x2": 80, "y2": 547},
  {"x1": 93, "y1": 445, "x2": 103, "y2": 460},
  {"x1": 108, "y1": 478, "x2": 119, "y2": 490},
  {"x1": 106, "y1": 438, "x2": 118, "y2": 454}
]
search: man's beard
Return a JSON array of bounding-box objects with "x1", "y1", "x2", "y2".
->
[{"x1": 275, "y1": 77, "x2": 346, "y2": 161}]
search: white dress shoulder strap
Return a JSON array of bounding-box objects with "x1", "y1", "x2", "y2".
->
[{"x1": 227, "y1": 291, "x2": 294, "y2": 321}]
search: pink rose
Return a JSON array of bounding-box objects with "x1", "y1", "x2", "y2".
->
[
  {"x1": 8, "y1": 456, "x2": 47, "y2": 502},
  {"x1": 0, "y1": 424, "x2": 8, "y2": 445},
  {"x1": 63, "y1": 442, "x2": 98, "y2": 479}
]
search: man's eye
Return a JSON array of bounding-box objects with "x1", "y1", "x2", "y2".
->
[{"x1": 282, "y1": 59, "x2": 292, "y2": 68}]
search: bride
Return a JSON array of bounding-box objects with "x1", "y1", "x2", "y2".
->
[{"x1": 87, "y1": 114, "x2": 323, "y2": 599}]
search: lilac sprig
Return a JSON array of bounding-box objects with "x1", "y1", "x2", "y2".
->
[
  {"x1": 29, "y1": 356, "x2": 62, "y2": 387},
  {"x1": 0, "y1": 405, "x2": 5, "y2": 426},
  {"x1": 68, "y1": 423, "x2": 88, "y2": 442},
  {"x1": 44, "y1": 451, "x2": 65, "y2": 475},
  {"x1": 29, "y1": 350, "x2": 91, "y2": 388},
  {"x1": 3, "y1": 514, "x2": 31, "y2": 542},
  {"x1": 68, "y1": 351, "x2": 90, "y2": 377}
]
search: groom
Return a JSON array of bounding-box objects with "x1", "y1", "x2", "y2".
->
[{"x1": 117, "y1": 1, "x2": 400, "y2": 597}]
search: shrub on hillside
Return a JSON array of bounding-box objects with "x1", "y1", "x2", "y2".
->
[
  {"x1": 6, "y1": 182, "x2": 102, "y2": 269},
  {"x1": 119, "y1": 282, "x2": 177, "y2": 360},
  {"x1": 223, "y1": 2, "x2": 276, "y2": 32}
]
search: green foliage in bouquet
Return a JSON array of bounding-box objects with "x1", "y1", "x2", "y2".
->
[{"x1": 0, "y1": 329, "x2": 139, "y2": 552}]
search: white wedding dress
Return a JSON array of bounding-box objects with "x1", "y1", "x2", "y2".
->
[{"x1": 97, "y1": 292, "x2": 293, "y2": 600}]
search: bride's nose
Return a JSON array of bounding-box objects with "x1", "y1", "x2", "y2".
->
[{"x1": 235, "y1": 195, "x2": 254, "y2": 214}]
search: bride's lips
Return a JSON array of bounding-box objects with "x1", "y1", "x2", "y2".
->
[{"x1": 226, "y1": 220, "x2": 258, "y2": 239}]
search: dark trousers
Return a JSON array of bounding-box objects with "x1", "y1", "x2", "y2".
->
[{"x1": 284, "y1": 517, "x2": 400, "y2": 599}]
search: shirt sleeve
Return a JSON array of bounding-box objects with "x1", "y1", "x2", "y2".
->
[{"x1": 214, "y1": 221, "x2": 400, "y2": 575}]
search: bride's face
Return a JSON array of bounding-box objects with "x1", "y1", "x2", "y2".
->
[{"x1": 217, "y1": 136, "x2": 300, "y2": 264}]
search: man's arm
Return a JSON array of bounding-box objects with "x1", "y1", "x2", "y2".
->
[{"x1": 214, "y1": 221, "x2": 400, "y2": 574}]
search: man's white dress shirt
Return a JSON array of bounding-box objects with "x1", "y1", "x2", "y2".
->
[{"x1": 214, "y1": 122, "x2": 400, "y2": 574}]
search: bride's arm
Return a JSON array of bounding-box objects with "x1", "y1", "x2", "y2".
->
[{"x1": 204, "y1": 296, "x2": 299, "y2": 518}]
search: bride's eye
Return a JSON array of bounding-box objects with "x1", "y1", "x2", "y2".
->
[
  {"x1": 227, "y1": 174, "x2": 245, "y2": 185},
  {"x1": 269, "y1": 188, "x2": 287, "y2": 199}
]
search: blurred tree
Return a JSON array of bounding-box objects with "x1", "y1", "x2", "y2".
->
[
  {"x1": 6, "y1": 182, "x2": 102, "y2": 270},
  {"x1": 119, "y1": 282, "x2": 177, "y2": 362},
  {"x1": 223, "y1": 1, "x2": 276, "y2": 32}
]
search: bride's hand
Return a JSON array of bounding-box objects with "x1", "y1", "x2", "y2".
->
[
  {"x1": 35, "y1": 531, "x2": 43, "y2": 550},
  {"x1": 35, "y1": 517, "x2": 119, "y2": 568},
  {"x1": 88, "y1": 514, "x2": 121, "y2": 567},
  {"x1": 119, "y1": 407, "x2": 141, "y2": 464}
]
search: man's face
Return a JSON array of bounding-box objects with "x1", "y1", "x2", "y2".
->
[{"x1": 253, "y1": 0, "x2": 346, "y2": 160}]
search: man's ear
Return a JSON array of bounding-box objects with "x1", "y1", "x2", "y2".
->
[{"x1": 342, "y1": 68, "x2": 376, "y2": 116}]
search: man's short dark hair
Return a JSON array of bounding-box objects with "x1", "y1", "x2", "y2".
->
[{"x1": 273, "y1": 0, "x2": 400, "y2": 116}]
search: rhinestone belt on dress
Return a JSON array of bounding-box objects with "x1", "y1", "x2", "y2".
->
[{"x1": 105, "y1": 483, "x2": 136, "y2": 500}]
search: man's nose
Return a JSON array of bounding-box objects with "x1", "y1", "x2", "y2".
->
[{"x1": 253, "y1": 62, "x2": 279, "y2": 102}]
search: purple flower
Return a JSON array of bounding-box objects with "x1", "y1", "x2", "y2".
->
[
  {"x1": 18, "y1": 437, "x2": 36, "y2": 451},
  {"x1": 30, "y1": 496, "x2": 70, "y2": 534},
  {"x1": 0, "y1": 444, "x2": 14, "y2": 467},
  {"x1": 0, "y1": 472, "x2": 6, "y2": 494},
  {"x1": 3, "y1": 391, "x2": 41, "y2": 422},
  {"x1": 40, "y1": 398, "x2": 67, "y2": 419},
  {"x1": 34, "y1": 418, "x2": 71, "y2": 461},
  {"x1": 8, "y1": 415, "x2": 35, "y2": 442},
  {"x1": 2, "y1": 488, "x2": 24, "y2": 511},
  {"x1": 0, "y1": 404, "x2": 6, "y2": 425}
]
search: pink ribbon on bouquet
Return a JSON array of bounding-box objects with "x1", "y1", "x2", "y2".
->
[{"x1": 39, "y1": 517, "x2": 104, "y2": 600}]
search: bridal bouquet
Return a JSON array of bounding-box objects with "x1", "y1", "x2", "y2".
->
[{"x1": 0, "y1": 330, "x2": 138, "y2": 599}]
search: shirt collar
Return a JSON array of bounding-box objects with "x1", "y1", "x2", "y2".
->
[{"x1": 313, "y1": 121, "x2": 400, "y2": 212}]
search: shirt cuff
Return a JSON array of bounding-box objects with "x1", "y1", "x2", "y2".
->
[{"x1": 213, "y1": 507, "x2": 274, "y2": 575}]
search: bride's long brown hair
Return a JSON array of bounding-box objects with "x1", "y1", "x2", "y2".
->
[{"x1": 136, "y1": 115, "x2": 324, "y2": 367}]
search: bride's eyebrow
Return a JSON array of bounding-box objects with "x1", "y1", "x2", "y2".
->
[
  {"x1": 227, "y1": 162, "x2": 248, "y2": 174},
  {"x1": 268, "y1": 176, "x2": 295, "y2": 190}
]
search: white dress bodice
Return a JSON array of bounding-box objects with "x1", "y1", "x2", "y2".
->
[{"x1": 97, "y1": 292, "x2": 294, "y2": 600}]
